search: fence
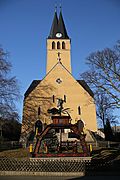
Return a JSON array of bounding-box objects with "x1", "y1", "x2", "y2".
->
[
  {"x1": 0, "y1": 157, "x2": 91, "y2": 172},
  {"x1": 0, "y1": 141, "x2": 22, "y2": 151},
  {"x1": 0, "y1": 157, "x2": 120, "y2": 176},
  {"x1": 87, "y1": 141, "x2": 120, "y2": 149}
]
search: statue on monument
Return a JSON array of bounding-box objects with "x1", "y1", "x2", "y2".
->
[{"x1": 47, "y1": 97, "x2": 70, "y2": 116}]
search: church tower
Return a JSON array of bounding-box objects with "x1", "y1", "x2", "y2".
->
[{"x1": 46, "y1": 10, "x2": 71, "y2": 73}]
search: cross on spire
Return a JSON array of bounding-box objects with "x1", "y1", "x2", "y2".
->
[
  {"x1": 60, "y1": 4, "x2": 62, "y2": 11},
  {"x1": 55, "y1": 4, "x2": 57, "y2": 12}
]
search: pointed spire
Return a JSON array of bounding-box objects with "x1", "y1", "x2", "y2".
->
[
  {"x1": 48, "y1": 7, "x2": 69, "y2": 39},
  {"x1": 58, "y1": 10, "x2": 69, "y2": 39},
  {"x1": 55, "y1": 4, "x2": 57, "y2": 12},
  {"x1": 59, "y1": 4, "x2": 62, "y2": 11},
  {"x1": 48, "y1": 10, "x2": 58, "y2": 39}
]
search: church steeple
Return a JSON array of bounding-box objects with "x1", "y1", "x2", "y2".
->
[
  {"x1": 48, "y1": 10, "x2": 58, "y2": 39},
  {"x1": 58, "y1": 10, "x2": 69, "y2": 39},
  {"x1": 47, "y1": 8, "x2": 71, "y2": 74},
  {"x1": 48, "y1": 9, "x2": 69, "y2": 39}
]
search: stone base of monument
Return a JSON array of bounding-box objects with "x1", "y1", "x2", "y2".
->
[{"x1": 33, "y1": 152, "x2": 87, "y2": 158}]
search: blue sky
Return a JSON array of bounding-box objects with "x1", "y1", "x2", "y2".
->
[{"x1": 0, "y1": 0, "x2": 120, "y2": 121}]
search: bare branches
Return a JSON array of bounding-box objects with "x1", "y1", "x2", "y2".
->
[
  {"x1": 0, "y1": 48, "x2": 11, "y2": 75},
  {"x1": 0, "y1": 47, "x2": 20, "y2": 120},
  {"x1": 81, "y1": 41, "x2": 120, "y2": 108},
  {"x1": 80, "y1": 41, "x2": 120, "y2": 128}
]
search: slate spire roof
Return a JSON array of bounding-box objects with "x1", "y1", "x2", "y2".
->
[
  {"x1": 48, "y1": 9, "x2": 69, "y2": 39},
  {"x1": 49, "y1": 10, "x2": 58, "y2": 39}
]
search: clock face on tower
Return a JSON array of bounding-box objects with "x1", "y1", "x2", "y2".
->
[{"x1": 56, "y1": 32, "x2": 62, "y2": 38}]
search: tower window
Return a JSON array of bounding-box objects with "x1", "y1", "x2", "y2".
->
[
  {"x1": 52, "y1": 41, "x2": 55, "y2": 49},
  {"x1": 38, "y1": 106, "x2": 41, "y2": 116},
  {"x1": 62, "y1": 41, "x2": 65, "y2": 49},
  {"x1": 57, "y1": 41, "x2": 60, "y2": 49},
  {"x1": 78, "y1": 106, "x2": 81, "y2": 115}
]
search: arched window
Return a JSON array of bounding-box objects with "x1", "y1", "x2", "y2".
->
[
  {"x1": 57, "y1": 41, "x2": 60, "y2": 49},
  {"x1": 64, "y1": 95, "x2": 66, "y2": 102},
  {"x1": 62, "y1": 41, "x2": 65, "y2": 49},
  {"x1": 35, "y1": 120, "x2": 43, "y2": 134},
  {"x1": 53, "y1": 95, "x2": 55, "y2": 103},
  {"x1": 52, "y1": 41, "x2": 55, "y2": 49},
  {"x1": 78, "y1": 106, "x2": 81, "y2": 115},
  {"x1": 38, "y1": 106, "x2": 41, "y2": 116}
]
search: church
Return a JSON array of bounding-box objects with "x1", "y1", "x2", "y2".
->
[{"x1": 20, "y1": 9, "x2": 97, "y2": 144}]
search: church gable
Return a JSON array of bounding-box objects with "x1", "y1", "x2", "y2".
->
[
  {"x1": 24, "y1": 62, "x2": 94, "y2": 101},
  {"x1": 41, "y1": 61, "x2": 94, "y2": 100}
]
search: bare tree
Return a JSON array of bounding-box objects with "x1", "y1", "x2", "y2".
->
[
  {"x1": 80, "y1": 41, "x2": 120, "y2": 108},
  {"x1": 104, "y1": 118, "x2": 114, "y2": 141},
  {"x1": 0, "y1": 47, "x2": 20, "y2": 120},
  {"x1": 95, "y1": 90, "x2": 118, "y2": 129},
  {"x1": 80, "y1": 41, "x2": 120, "y2": 132}
]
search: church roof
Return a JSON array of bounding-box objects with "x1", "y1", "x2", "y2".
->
[
  {"x1": 24, "y1": 80, "x2": 41, "y2": 98},
  {"x1": 77, "y1": 80, "x2": 94, "y2": 98},
  {"x1": 48, "y1": 10, "x2": 69, "y2": 39},
  {"x1": 24, "y1": 79, "x2": 94, "y2": 99}
]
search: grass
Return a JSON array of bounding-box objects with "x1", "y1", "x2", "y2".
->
[{"x1": 0, "y1": 148, "x2": 30, "y2": 158}]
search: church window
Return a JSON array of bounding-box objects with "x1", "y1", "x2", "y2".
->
[
  {"x1": 53, "y1": 95, "x2": 55, "y2": 103},
  {"x1": 64, "y1": 95, "x2": 66, "y2": 102},
  {"x1": 35, "y1": 120, "x2": 42, "y2": 134},
  {"x1": 56, "y1": 78, "x2": 62, "y2": 84},
  {"x1": 52, "y1": 41, "x2": 55, "y2": 49},
  {"x1": 62, "y1": 41, "x2": 65, "y2": 49},
  {"x1": 78, "y1": 106, "x2": 81, "y2": 115},
  {"x1": 38, "y1": 106, "x2": 41, "y2": 116},
  {"x1": 57, "y1": 41, "x2": 60, "y2": 49}
]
